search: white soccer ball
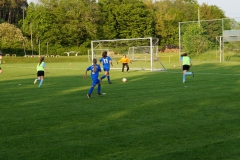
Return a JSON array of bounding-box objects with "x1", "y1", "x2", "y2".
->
[{"x1": 122, "y1": 78, "x2": 127, "y2": 82}]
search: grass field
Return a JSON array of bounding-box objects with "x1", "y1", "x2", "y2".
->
[{"x1": 1, "y1": 57, "x2": 240, "y2": 159}]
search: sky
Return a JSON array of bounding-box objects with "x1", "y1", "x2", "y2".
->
[
  {"x1": 198, "y1": 0, "x2": 240, "y2": 19},
  {"x1": 27, "y1": 0, "x2": 240, "y2": 19}
]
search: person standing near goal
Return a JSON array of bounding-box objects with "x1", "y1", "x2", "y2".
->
[
  {"x1": 84, "y1": 58, "x2": 102, "y2": 98},
  {"x1": 117, "y1": 54, "x2": 132, "y2": 72},
  {"x1": 180, "y1": 53, "x2": 194, "y2": 83},
  {"x1": 99, "y1": 51, "x2": 113, "y2": 84},
  {"x1": 34, "y1": 57, "x2": 49, "y2": 88}
]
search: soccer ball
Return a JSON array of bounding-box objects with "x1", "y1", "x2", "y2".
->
[{"x1": 122, "y1": 78, "x2": 127, "y2": 82}]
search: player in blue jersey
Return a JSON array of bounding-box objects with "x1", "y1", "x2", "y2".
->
[
  {"x1": 99, "y1": 51, "x2": 113, "y2": 84},
  {"x1": 83, "y1": 58, "x2": 102, "y2": 98}
]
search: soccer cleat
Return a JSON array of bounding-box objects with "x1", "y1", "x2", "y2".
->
[
  {"x1": 34, "y1": 79, "x2": 37, "y2": 84},
  {"x1": 183, "y1": 80, "x2": 185, "y2": 83},
  {"x1": 192, "y1": 72, "x2": 194, "y2": 77},
  {"x1": 87, "y1": 94, "x2": 91, "y2": 98},
  {"x1": 97, "y1": 93, "x2": 101, "y2": 96}
]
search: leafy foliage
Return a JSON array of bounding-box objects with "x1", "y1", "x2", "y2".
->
[
  {"x1": 182, "y1": 23, "x2": 210, "y2": 55},
  {"x1": 0, "y1": 0, "x2": 232, "y2": 55},
  {"x1": 0, "y1": 22, "x2": 27, "y2": 49}
]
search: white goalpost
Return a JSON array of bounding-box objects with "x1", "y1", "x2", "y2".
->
[{"x1": 90, "y1": 37, "x2": 166, "y2": 71}]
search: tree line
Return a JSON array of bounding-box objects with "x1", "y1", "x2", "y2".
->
[{"x1": 0, "y1": 0, "x2": 228, "y2": 56}]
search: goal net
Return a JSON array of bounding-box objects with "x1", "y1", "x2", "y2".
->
[{"x1": 90, "y1": 37, "x2": 166, "y2": 71}]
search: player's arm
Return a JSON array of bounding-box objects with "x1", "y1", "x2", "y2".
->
[
  {"x1": 83, "y1": 69, "x2": 89, "y2": 79},
  {"x1": 110, "y1": 60, "x2": 113, "y2": 66},
  {"x1": 117, "y1": 59, "x2": 121, "y2": 64},
  {"x1": 42, "y1": 63, "x2": 49, "y2": 73},
  {"x1": 128, "y1": 58, "x2": 132, "y2": 64}
]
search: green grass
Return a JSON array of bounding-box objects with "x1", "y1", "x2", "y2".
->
[{"x1": 0, "y1": 58, "x2": 240, "y2": 159}]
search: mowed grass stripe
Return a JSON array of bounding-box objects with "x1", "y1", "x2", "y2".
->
[{"x1": 0, "y1": 62, "x2": 240, "y2": 159}]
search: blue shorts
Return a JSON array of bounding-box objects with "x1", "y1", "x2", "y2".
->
[
  {"x1": 103, "y1": 67, "x2": 110, "y2": 72},
  {"x1": 92, "y1": 79, "x2": 100, "y2": 86}
]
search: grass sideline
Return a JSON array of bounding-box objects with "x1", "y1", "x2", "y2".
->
[{"x1": 1, "y1": 60, "x2": 240, "y2": 159}]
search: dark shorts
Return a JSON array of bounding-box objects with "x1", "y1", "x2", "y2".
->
[
  {"x1": 37, "y1": 71, "x2": 44, "y2": 77},
  {"x1": 183, "y1": 65, "x2": 190, "y2": 71}
]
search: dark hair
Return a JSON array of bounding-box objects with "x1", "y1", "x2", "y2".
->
[
  {"x1": 93, "y1": 58, "x2": 97, "y2": 64},
  {"x1": 0, "y1": 50, "x2": 2, "y2": 56},
  {"x1": 181, "y1": 53, "x2": 187, "y2": 57},
  {"x1": 102, "y1": 51, "x2": 107, "y2": 58},
  {"x1": 39, "y1": 57, "x2": 44, "y2": 65}
]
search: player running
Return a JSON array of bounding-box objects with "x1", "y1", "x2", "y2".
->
[
  {"x1": 180, "y1": 53, "x2": 194, "y2": 83},
  {"x1": 99, "y1": 51, "x2": 113, "y2": 84},
  {"x1": 84, "y1": 58, "x2": 102, "y2": 98}
]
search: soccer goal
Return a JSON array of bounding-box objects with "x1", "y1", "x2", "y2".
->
[{"x1": 90, "y1": 37, "x2": 166, "y2": 71}]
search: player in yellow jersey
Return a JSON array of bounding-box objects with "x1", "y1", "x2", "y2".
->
[
  {"x1": 180, "y1": 53, "x2": 194, "y2": 83},
  {"x1": 34, "y1": 57, "x2": 49, "y2": 88},
  {"x1": 117, "y1": 54, "x2": 132, "y2": 72}
]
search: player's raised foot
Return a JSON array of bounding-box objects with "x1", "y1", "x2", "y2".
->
[
  {"x1": 97, "y1": 93, "x2": 101, "y2": 96},
  {"x1": 87, "y1": 94, "x2": 91, "y2": 99},
  {"x1": 192, "y1": 72, "x2": 194, "y2": 77},
  {"x1": 34, "y1": 79, "x2": 37, "y2": 84}
]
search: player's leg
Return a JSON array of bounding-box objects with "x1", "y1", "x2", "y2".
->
[
  {"x1": 126, "y1": 63, "x2": 129, "y2": 72},
  {"x1": 101, "y1": 68, "x2": 107, "y2": 80},
  {"x1": 38, "y1": 71, "x2": 45, "y2": 87},
  {"x1": 122, "y1": 64, "x2": 124, "y2": 72},
  {"x1": 182, "y1": 65, "x2": 188, "y2": 83},
  {"x1": 97, "y1": 79, "x2": 101, "y2": 95},
  {"x1": 87, "y1": 80, "x2": 97, "y2": 98},
  {"x1": 34, "y1": 72, "x2": 41, "y2": 84},
  {"x1": 106, "y1": 70, "x2": 111, "y2": 84},
  {"x1": 185, "y1": 66, "x2": 193, "y2": 76}
]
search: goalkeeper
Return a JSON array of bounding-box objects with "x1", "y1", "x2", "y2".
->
[{"x1": 117, "y1": 54, "x2": 132, "y2": 72}]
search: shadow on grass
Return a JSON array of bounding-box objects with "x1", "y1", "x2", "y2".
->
[{"x1": 1, "y1": 62, "x2": 240, "y2": 159}]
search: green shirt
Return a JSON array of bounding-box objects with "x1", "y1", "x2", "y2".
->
[
  {"x1": 182, "y1": 56, "x2": 191, "y2": 65},
  {"x1": 37, "y1": 62, "x2": 45, "y2": 71}
]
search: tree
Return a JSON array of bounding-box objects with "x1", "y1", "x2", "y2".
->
[
  {"x1": 182, "y1": 23, "x2": 210, "y2": 55},
  {"x1": 153, "y1": 0, "x2": 198, "y2": 46},
  {"x1": 0, "y1": 22, "x2": 27, "y2": 49},
  {"x1": 99, "y1": 0, "x2": 154, "y2": 39}
]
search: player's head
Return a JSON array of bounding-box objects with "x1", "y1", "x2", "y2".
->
[
  {"x1": 181, "y1": 53, "x2": 187, "y2": 57},
  {"x1": 123, "y1": 54, "x2": 126, "y2": 57},
  {"x1": 93, "y1": 58, "x2": 97, "y2": 64},
  {"x1": 40, "y1": 56, "x2": 44, "y2": 61},
  {"x1": 39, "y1": 56, "x2": 44, "y2": 64},
  {"x1": 102, "y1": 51, "x2": 107, "y2": 58}
]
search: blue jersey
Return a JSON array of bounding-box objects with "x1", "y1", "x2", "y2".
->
[
  {"x1": 100, "y1": 56, "x2": 112, "y2": 71},
  {"x1": 86, "y1": 64, "x2": 101, "y2": 81}
]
